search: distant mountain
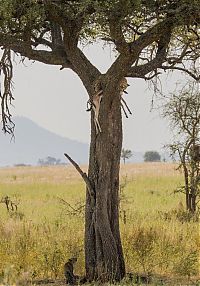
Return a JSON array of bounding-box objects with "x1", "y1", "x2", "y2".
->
[
  {"x1": 1, "y1": 117, "x2": 169, "y2": 167},
  {"x1": 0, "y1": 117, "x2": 89, "y2": 166}
]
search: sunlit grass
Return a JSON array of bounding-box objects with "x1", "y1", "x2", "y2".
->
[{"x1": 0, "y1": 163, "x2": 199, "y2": 285}]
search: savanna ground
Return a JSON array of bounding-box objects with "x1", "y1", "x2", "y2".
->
[{"x1": 0, "y1": 163, "x2": 199, "y2": 286}]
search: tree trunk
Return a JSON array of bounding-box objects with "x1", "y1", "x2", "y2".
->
[
  {"x1": 183, "y1": 164, "x2": 190, "y2": 210},
  {"x1": 188, "y1": 192, "x2": 197, "y2": 213},
  {"x1": 188, "y1": 193, "x2": 196, "y2": 213},
  {"x1": 191, "y1": 194, "x2": 196, "y2": 213},
  {"x1": 186, "y1": 191, "x2": 190, "y2": 210},
  {"x1": 84, "y1": 86, "x2": 125, "y2": 282}
]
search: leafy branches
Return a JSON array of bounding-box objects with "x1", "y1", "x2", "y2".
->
[{"x1": 0, "y1": 0, "x2": 199, "y2": 135}]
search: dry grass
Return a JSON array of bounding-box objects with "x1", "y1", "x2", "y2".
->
[
  {"x1": 120, "y1": 162, "x2": 180, "y2": 177},
  {"x1": 0, "y1": 162, "x2": 180, "y2": 184},
  {"x1": 0, "y1": 163, "x2": 199, "y2": 286}
]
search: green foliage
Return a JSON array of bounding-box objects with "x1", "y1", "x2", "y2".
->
[
  {"x1": 132, "y1": 227, "x2": 158, "y2": 274},
  {"x1": 173, "y1": 251, "x2": 199, "y2": 277},
  {"x1": 0, "y1": 0, "x2": 199, "y2": 135},
  {"x1": 0, "y1": 0, "x2": 45, "y2": 33},
  {"x1": 0, "y1": 0, "x2": 199, "y2": 42}
]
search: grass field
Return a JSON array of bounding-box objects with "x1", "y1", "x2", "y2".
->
[{"x1": 0, "y1": 163, "x2": 199, "y2": 286}]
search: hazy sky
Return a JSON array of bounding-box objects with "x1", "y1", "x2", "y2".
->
[{"x1": 9, "y1": 43, "x2": 181, "y2": 152}]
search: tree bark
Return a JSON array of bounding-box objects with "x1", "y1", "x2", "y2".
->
[
  {"x1": 189, "y1": 191, "x2": 197, "y2": 213},
  {"x1": 85, "y1": 85, "x2": 125, "y2": 282},
  {"x1": 191, "y1": 194, "x2": 196, "y2": 213},
  {"x1": 186, "y1": 191, "x2": 190, "y2": 211}
]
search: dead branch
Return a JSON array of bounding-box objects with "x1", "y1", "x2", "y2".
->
[
  {"x1": 57, "y1": 197, "x2": 85, "y2": 216},
  {"x1": 0, "y1": 195, "x2": 18, "y2": 212},
  {"x1": 64, "y1": 153, "x2": 95, "y2": 198},
  {"x1": 0, "y1": 49, "x2": 15, "y2": 135},
  {"x1": 161, "y1": 65, "x2": 200, "y2": 81}
]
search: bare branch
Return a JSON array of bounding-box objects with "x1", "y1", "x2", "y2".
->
[
  {"x1": 161, "y1": 65, "x2": 200, "y2": 81},
  {"x1": 57, "y1": 196, "x2": 85, "y2": 217},
  {"x1": 64, "y1": 153, "x2": 95, "y2": 198},
  {"x1": 0, "y1": 49, "x2": 15, "y2": 134}
]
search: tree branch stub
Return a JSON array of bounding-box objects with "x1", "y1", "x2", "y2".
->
[{"x1": 64, "y1": 153, "x2": 95, "y2": 199}]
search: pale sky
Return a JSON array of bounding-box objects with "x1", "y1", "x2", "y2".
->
[{"x1": 9, "y1": 43, "x2": 181, "y2": 152}]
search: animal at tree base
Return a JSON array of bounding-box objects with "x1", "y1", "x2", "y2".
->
[{"x1": 64, "y1": 257, "x2": 78, "y2": 285}]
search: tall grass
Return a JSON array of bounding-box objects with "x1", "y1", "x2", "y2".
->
[{"x1": 0, "y1": 163, "x2": 199, "y2": 285}]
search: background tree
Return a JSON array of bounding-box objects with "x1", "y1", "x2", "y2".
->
[
  {"x1": 38, "y1": 156, "x2": 62, "y2": 166},
  {"x1": 121, "y1": 148, "x2": 133, "y2": 164},
  {"x1": 0, "y1": 0, "x2": 199, "y2": 282},
  {"x1": 162, "y1": 83, "x2": 200, "y2": 213},
  {"x1": 144, "y1": 151, "x2": 161, "y2": 162}
]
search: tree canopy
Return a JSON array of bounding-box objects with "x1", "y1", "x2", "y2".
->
[{"x1": 0, "y1": 0, "x2": 199, "y2": 133}]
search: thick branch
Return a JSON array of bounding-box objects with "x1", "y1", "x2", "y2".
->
[
  {"x1": 0, "y1": 34, "x2": 71, "y2": 67},
  {"x1": 62, "y1": 25, "x2": 101, "y2": 93},
  {"x1": 127, "y1": 29, "x2": 171, "y2": 78},
  {"x1": 106, "y1": 2, "x2": 199, "y2": 84},
  {"x1": 109, "y1": 18, "x2": 129, "y2": 54},
  {"x1": 45, "y1": 3, "x2": 101, "y2": 93},
  {"x1": 51, "y1": 22, "x2": 63, "y2": 51},
  {"x1": 106, "y1": 18, "x2": 174, "y2": 84}
]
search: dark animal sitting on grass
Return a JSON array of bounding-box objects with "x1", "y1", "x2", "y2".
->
[
  {"x1": 64, "y1": 257, "x2": 78, "y2": 285},
  {"x1": 64, "y1": 257, "x2": 87, "y2": 285}
]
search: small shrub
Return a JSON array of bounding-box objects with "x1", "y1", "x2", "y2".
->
[
  {"x1": 9, "y1": 211, "x2": 25, "y2": 221},
  {"x1": 132, "y1": 227, "x2": 158, "y2": 274},
  {"x1": 0, "y1": 265, "x2": 18, "y2": 285},
  {"x1": 159, "y1": 208, "x2": 199, "y2": 223},
  {"x1": 173, "y1": 251, "x2": 199, "y2": 277}
]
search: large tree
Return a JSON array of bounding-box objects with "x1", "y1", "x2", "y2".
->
[{"x1": 0, "y1": 0, "x2": 199, "y2": 282}]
